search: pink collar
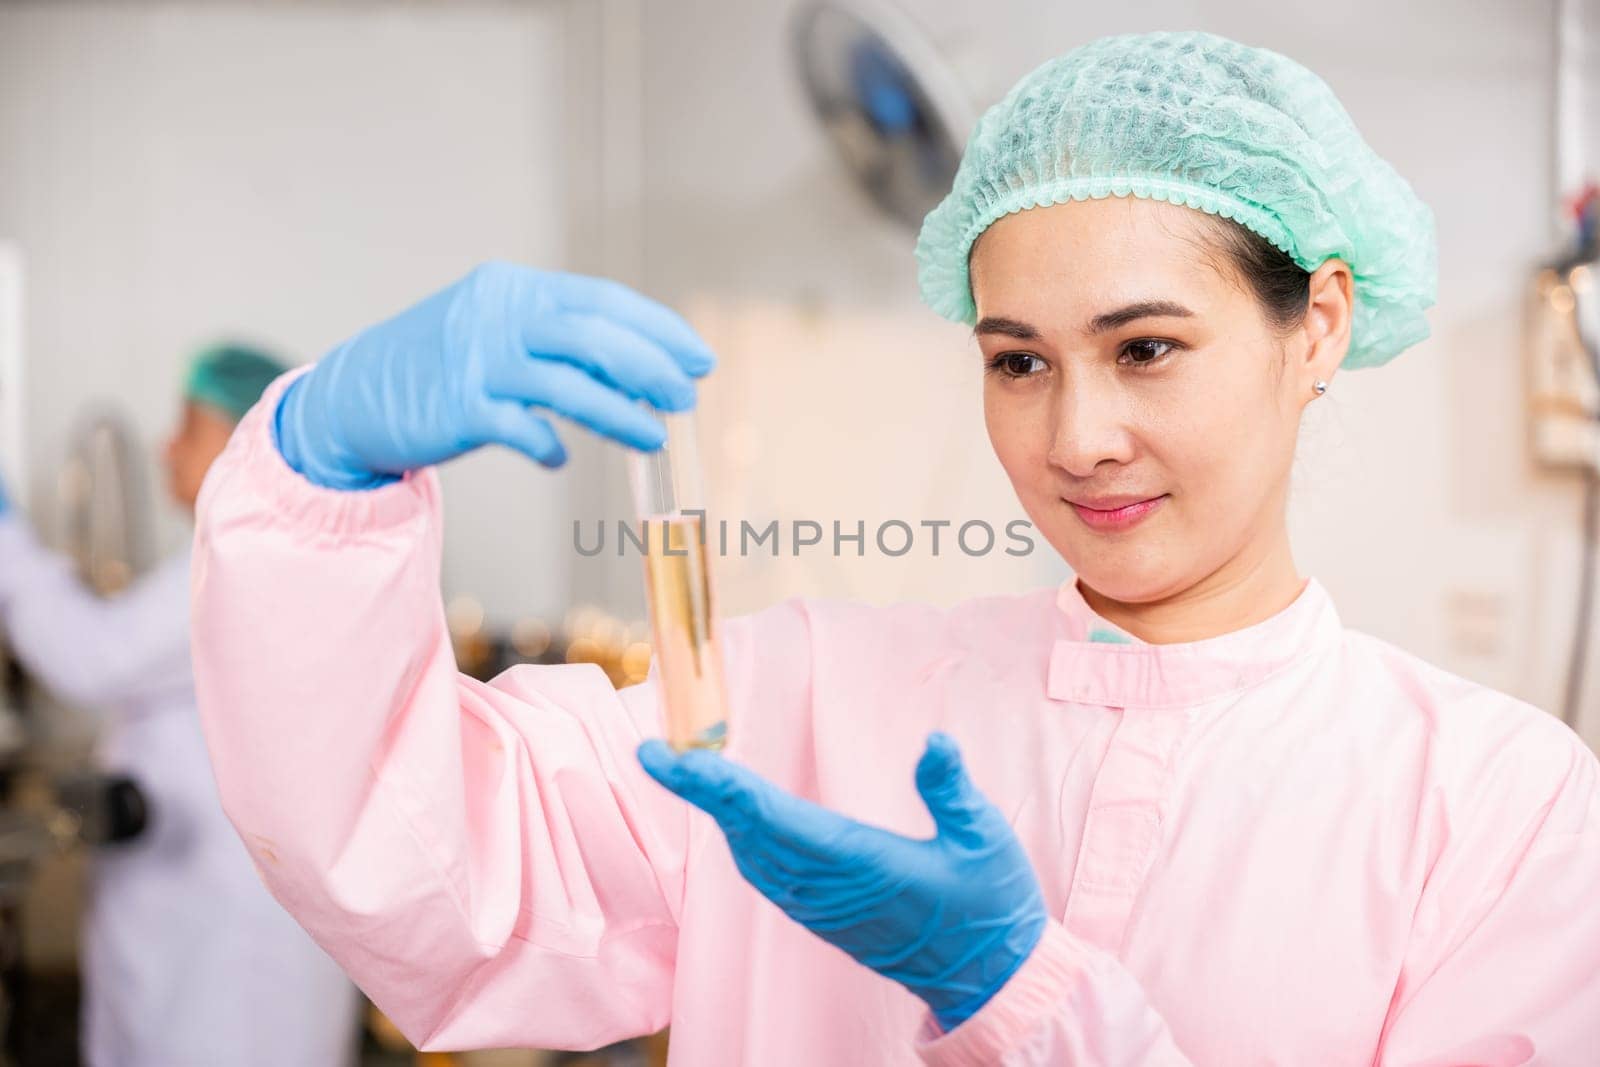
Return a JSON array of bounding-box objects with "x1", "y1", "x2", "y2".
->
[{"x1": 1047, "y1": 578, "x2": 1344, "y2": 710}]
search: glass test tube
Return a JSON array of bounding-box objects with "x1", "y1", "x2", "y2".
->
[{"x1": 628, "y1": 412, "x2": 729, "y2": 752}]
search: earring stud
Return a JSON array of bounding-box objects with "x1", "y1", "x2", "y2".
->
[{"x1": 1312, "y1": 379, "x2": 1329, "y2": 396}]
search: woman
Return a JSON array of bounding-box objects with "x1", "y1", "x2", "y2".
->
[
  {"x1": 192, "y1": 32, "x2": 1600, "y2": 1065},
  {"x1": 0, "y1": 346, "x2": 358, "y2": 1066}
]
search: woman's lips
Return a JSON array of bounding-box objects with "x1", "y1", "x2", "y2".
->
[{"x1": 1068, "y1": 494, "x2": 1167, "y2": 531}]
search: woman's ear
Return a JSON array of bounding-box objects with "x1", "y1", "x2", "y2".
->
[{"x1": 1297, "y1": 258, "x2": 1353, "y2": 398}]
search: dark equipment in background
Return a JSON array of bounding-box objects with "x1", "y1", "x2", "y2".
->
[
  {"x1": 0, "y1": 409, "x2": 156, "y2": 1064},
  {"x1": 1549, "y1": 188, "x2": 1600, "y2": 728}
]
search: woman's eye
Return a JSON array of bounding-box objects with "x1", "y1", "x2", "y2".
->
[
  {"x1": 988, "y1": 353, "x2": 1046, "y2": 379},
  {"x1": 1119, "y1": 339, "x2": 1175, "y2": 367}
]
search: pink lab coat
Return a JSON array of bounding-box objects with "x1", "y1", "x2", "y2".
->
[{"x1": 191, "y1": 378, "x2": 1600, "y2": 1066}]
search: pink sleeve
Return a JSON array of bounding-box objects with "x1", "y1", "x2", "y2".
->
[
  {"x1": 190, "y1": 375, "x2": 690, "y2": 1052},
  {"x1": 914, "y1": 923, "x2": 1195, "y2": 1066}
]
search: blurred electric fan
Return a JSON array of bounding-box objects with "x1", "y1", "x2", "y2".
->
[{"x1": 790, "y1": 0, "x2": 972, "y2": 228}]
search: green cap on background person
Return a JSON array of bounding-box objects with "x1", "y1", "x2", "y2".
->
[{"x1": 183, "y1": 343, "x2": 290, "y2": 423}]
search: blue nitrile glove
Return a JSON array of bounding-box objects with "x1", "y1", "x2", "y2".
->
[
  {"x1": 0, "y1": 477, "x2": 8, "y2": 515},
  {"x1": 638, "y1": 732, "x2": 1048, "y2": 1031},
  {"x1": 275, "y1": 262, "x2": 716, "y2": 490}
]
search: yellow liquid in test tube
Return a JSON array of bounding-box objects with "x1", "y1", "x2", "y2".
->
[
  {"x1": 640, "y1": 515, "x2": 728, "y2": 751},
  {"x1": 630, "y1": 408, "x2": 728, "y2": 752}
]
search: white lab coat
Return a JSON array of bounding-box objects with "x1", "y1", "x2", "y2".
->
[{"x1": 0, "y1": 516, "x2": 359, "y2": 1067}]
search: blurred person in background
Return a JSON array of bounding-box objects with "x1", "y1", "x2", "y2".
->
[{"x1": 0, "y1": 345, "x2": 358, "y2": 1066}]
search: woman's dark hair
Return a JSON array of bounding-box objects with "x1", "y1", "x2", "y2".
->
[{"x1": 1208, "y1": 219, "x2": 1312, "y2": 334}]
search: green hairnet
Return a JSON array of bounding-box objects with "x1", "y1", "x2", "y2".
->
[
  {"x1": 183, "y1": 344, "x2": 290, "y2": 422},
  {"x1": 915, "y1": 31, "x2": 1437, "y2": 369}
]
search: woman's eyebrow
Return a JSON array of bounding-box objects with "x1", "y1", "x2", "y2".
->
[
  {"x1": 974, "y1": 301, "x2": 1196, "y2": 341},
  {"x1": 1086, "y1": 300, "x2": 1195, "y2": 334},
  {"x1": 974, "y1": 316, "x2": 1041, "y2": 340}
]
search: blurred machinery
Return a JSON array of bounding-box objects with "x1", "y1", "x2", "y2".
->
[
  {"x1": 52, "y1": 414, "x2": 153, "y2": 597},
  {"x1": 1532, "y1": 184, "x2": 1600, "y2": 728},
  {"x1": 1529, "y1": 0, "x2": 1598, "y2": 729},
  {"x1": 0, "y1": 409, "x2": 156, "y2": 1065},
  {"x1": 446, "y1": 595, "x2": 653, "y2": 690},
  {"x1": 1530, "y1": 198, "x2": 1600, "y2": 476}
]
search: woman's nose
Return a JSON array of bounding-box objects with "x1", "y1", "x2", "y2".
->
[{"x1": 1046, "y1": 383, "x2": 1135, "y2": 478}]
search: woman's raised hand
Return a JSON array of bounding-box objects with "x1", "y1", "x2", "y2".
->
[{"x1": 274, "y1": 262, "x2": 715, "y2": 490}]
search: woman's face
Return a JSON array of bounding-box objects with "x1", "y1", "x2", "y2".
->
[
  {"x1": 970, "y1": 197, "x2": 1342, "y2": 604},
  {"x1": 163, "y1": 400, "x2": 237, "y2": 513}
]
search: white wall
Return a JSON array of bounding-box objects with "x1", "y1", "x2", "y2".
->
[
  {"x1": 630, "y1": 0, "x2": 1600, "y2": 742},
  {"x1": 0, "y1": 0, "x2": 578, "y2": 623}
]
